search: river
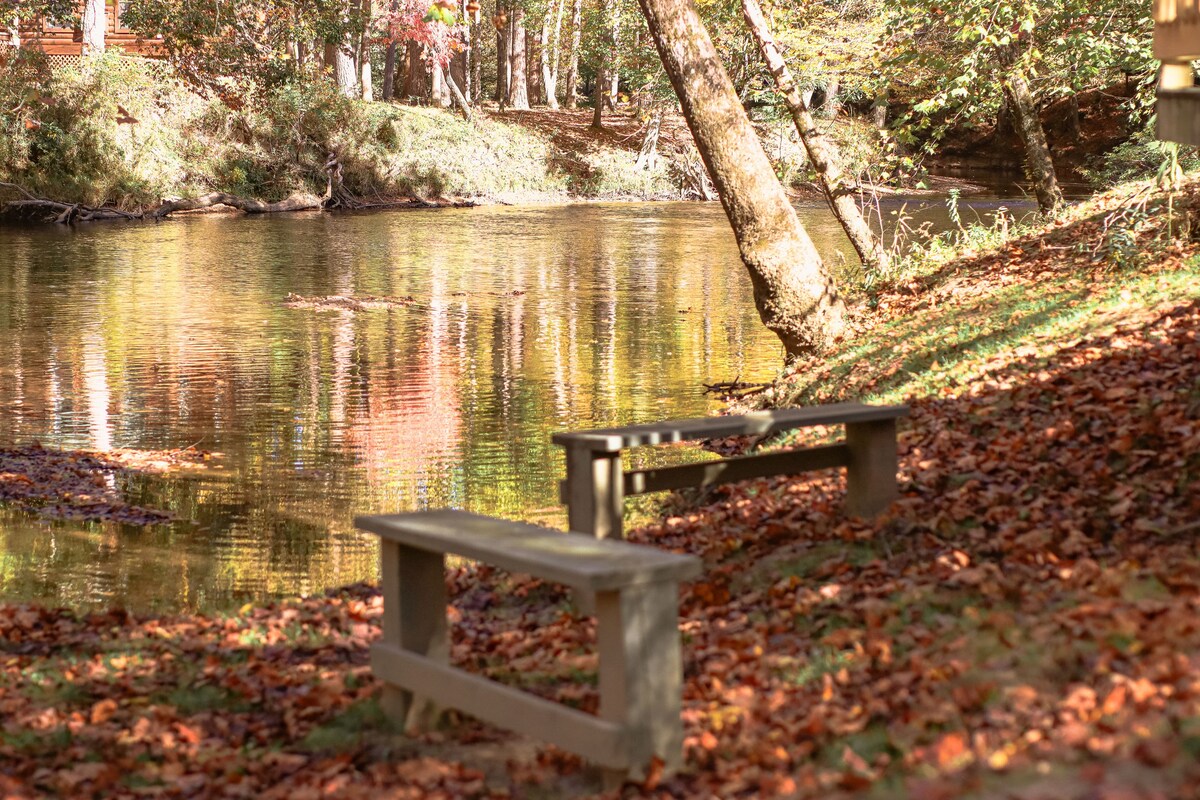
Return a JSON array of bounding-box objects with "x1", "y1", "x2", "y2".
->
[{"x1": 0, "y1": 196, "x2": 1034, "y2": 611}]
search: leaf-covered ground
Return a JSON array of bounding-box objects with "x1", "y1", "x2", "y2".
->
[
  {"x1": 1, "y1": 179, "x2": 1199, "y2": 798},
  {"x1": 0, "y1": 444, "x2": 216, "y2": 525}
]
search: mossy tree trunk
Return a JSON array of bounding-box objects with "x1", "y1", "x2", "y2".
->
[
  {"x1": 636, "y1": 0, "x2": 846, "y2": 357},
  {"x1": 1004, "y1": 71, "x2": 1063, "y2": 215},
  {"x1": 742, "y1": 0, "x2": 887, "y2": 273}
]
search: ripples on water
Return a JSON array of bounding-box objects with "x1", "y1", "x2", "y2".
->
[{"x1": 0, "y1": 197, "x2": 1032, "y2": 611}]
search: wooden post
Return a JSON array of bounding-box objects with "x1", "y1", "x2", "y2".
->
[
  {"x1": 844, "y1": 418, "x2": 898, "y2": 517},
  {"x1": 379, "y1": 540, "x2": 448, "y2": 730},
  {"x1": 1161, "y1": 60, "x2": 1195, "y2": 91},
  {"x1": 564, "y1": 445, "x2": 624, "y2": 539},
  {"x1": 596, "y1": 581, "x2": 685, "y2": 781}
]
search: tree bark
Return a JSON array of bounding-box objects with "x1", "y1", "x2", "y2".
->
[
  {"x1": 471, "y1": 17, "x2": 482, "y2": 103},
  {"x1": 638, "y1": 0, "x2": 845, "y2": 357},
  {"x1": 327, "y1": 40, "x2": 357, "y2": 97},
  {"x1": 525, "y1": 29, "x2": 541, "y2": 104},
  {"x1": 82, "y1": 0, "x2": 105, "y2": 55},
  {"x1": 404, "y1": 41, "x2": 428, "y2": 100},
  {"x1": 871, "y1": 90, "x2": 887, "y2": 129},
  {"x1": 742, "y1": 0, "x2": 887, "y2": 273},
  {"x1": 1004, "y1": 71, "x2": 1063, "y2": 215},
  {"x1": 445, "y1": 70, "x2": 473, "y2": 121},
  {"x1": 507, "y1": 8, "x2": 530, "y2": 109},
  {"x1": 821, "y1": 75, "x2": 839, "y2": 118},
  {"x1": 496, "y1": 22, "x2": 509, "y2": 105},
  {"x1": 382, "y1": 41, "x2": 398, "y2": 100},
  {"x1": 608, "y1": 0, "x2": 622, "y2": 105},
  {"x1": 431, "y1": 62, "x2": 451, "y2": 107},
  {"x1": 564, "y1": 0, "x2": 582, "y2": 109},
  {"x1": 592, "y1": 63, "x2": 606, "y2": 128},
  {"x1": 540, "y1": 0, "x2": 560, "y2": 108}
]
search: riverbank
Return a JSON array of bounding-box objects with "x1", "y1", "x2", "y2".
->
[
  {"x1": 1, "y1": 176, "x2": 1197, "y2": 797},
  {"x1": 0, "y1": 53, "x2": 1011, "y2": 223}
]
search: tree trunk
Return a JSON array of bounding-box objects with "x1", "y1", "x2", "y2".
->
[
  {"x1": 1065, "y1": 93, "x2": 1081, "y2": 141},
  {"x1": 82, "y1": 0, "x2": 105, "y2": 55},
  {"x1": 431, "y1": 62, "x2": 451, "y2": 107},
  {"x1": 361, "y1": 54, "x2": 374, "y2": 101},
  {"x1": 592, "y1": 64, "x2": 606, "y2": 128},
  {"x1": 328, "y1": 40, "x2": 357, "y2": 97},
  {"x1": 637, "y1": 0, "x2": 845, "y2": 357},
  {"x1": 496, "y1": 25, "x2": 508, "y2": 105},
  {"x1": 525, "y1": 29, "x2": 541, "y2": 104},
  {"x1": 471, "y1": 18, "x2": 482, "y2": 103},
  {"x1": 742, "y1": 0, "x2": 887, "y2": 273},
  {"x1": 608, "y1": 1, "x2": 622, "y2": 106},
  {"x1": 404, "y1": 41, "x2": 428, "y2": 100},
  {"x1": 1004, "y1": 71, "x2": 1063, "y2": 214},
  {"x1": 564, "y1": 0, "x2": 582, "y2": 108},
  {"x1": 451, "y1": 50, "x2": 469, "y2": 104},
  {"x1": 507, "y1": 8, "x2": 530, "y2": 109},
  {"x1": 445, "y1": 70, "x2": 473, "y2": 122},
  {"x1": 871, "y1": 90, "x2": 887, "y2": 128},
  {"x1": 540, "y1": 0, "x2": 559, "y2": 108},
  {"x1": 382, "y1": 41, "x2": 398, "y2": 100},
  {"x1": 821, "y1": 75, "x2": 839, "y2": 118}
]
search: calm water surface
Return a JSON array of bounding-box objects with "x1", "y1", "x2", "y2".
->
[{"x1": 0, "y1": 197, "x2": 1032, "y2": 612}]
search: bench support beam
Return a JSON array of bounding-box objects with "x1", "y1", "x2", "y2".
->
[
  {"x1": 565, "y1": 445, "x2": 623, "y2": 539},
  {"x1": 379, "y1": 540, "x2": 448, "y2": 731},
  {"x1": 597, "y1": 581, "x2": 685, "y2": 780},
  {"x1": 845, "y1": 418, "x2": 899, "y2": 517}
]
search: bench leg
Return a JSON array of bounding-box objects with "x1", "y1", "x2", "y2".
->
[
  {"x1": 596, "y1": 581, "x2": 685, "y2": 782},
  {"x1": 379, "y1": 540, "x2": 448, "y2": 731},
  {"x1": 565, "y1": 446, "x2": 624, "y2": 540},
  {"x1": 845, "y1": 418, "x2": 899, "y2": 517}
]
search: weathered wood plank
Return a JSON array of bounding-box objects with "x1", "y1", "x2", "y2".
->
[
  {"x1": 355, "y1": 510, "x2": 701, "y2": 591},
  {"x1": 1159, "y1": 88, "x2": 1200, "y2": 147},
  {"x1": 551, "y1": 403, "x2": 908, "y2": 451},
  {"x1": 371, "y1": 642, "x2": 631, "y2": 769},
  {"x1": 620, "y1": 444, "x2": 850, "y2": 496}
]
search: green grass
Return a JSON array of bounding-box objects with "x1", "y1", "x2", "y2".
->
[{"x1": 770, "y1": 186, "x2": 1200, "y2": 411}]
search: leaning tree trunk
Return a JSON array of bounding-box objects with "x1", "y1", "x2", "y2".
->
[
  {"x1": 742, "y1": 0, "x2": 887, "y2": 273},
  {"x1": 507, "y1": 8, "x2": 530, "y2": 109},
  {"x1": 637, "y1": 0, "x2": 845, "y2": 357},
  {"x1": 1004, "y1": 71, "x2": 1063, "y2": 215},
  {"x1": 564, "y1": 0, "x2": 582, "y2": 108},
  {"x1": 82, "y1": 0, "x2": 105, "y2": 54}
]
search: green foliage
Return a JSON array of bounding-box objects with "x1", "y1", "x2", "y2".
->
[
  {"x1": 1084, "y1": 123, "x2": 1200, "y2": 187},
  {"x1": 883, "y1": 0, "x2": 1154, "y2": 150}
]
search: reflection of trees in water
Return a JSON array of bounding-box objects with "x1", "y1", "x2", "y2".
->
[{"x1": 0, "y1": 205, "x2": 795, "y2": 609}]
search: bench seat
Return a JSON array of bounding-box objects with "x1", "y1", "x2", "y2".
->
[{"x1": 356, "y1": 510, "x2": 701, "y2": 780}]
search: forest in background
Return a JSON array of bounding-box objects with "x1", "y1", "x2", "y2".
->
[{"x1": 0, "y1": 0, "x2": 1190, "y2": 218}]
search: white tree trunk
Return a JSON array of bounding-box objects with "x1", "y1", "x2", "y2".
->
[{"x1": 82, "y1": 0, "x2": 105, "y2": 55}]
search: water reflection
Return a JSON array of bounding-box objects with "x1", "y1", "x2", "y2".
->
[{"x1": 0, "y1": 198, "x2": 1032, "y2": 611}]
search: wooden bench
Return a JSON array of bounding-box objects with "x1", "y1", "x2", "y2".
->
[
  {"x1": 554, "y1": 402, "x2": 909, "y2": 539},
  {"x1": 355, "y1": 509, "x2": 702, "y2": 779}
]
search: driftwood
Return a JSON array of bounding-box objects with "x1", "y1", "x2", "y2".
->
[
  {"x1": 149, "y1": 192, "x2": 324, "y2": 217},
  {"x1": 283, "y1": 293, "x2": 417, "y2": 311}
]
